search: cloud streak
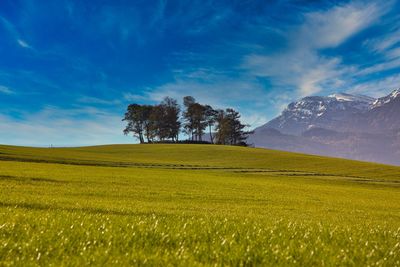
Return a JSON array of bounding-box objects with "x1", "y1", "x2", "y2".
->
[
  {"x1": 0, "y1": 15, "x2": 32, "y2": 49},
  {"x1": 17, "y1": 39, "x2": 31, "y2": 49},
  {"x1": 0, "y1": 106, "x2": 129, "y2": 147},
  {"x1": 243, "y1": 1, "x2": 391, "y2": 97},
  {"x1": 0, "y1": 85, "x2": 14, "y2": 95}
]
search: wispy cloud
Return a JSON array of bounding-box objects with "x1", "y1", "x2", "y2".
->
[
  {"x1": 78, "y1": 96, "x2": 121, "y2": 105},
  {"x1": 0, "y1": 15, "x2": 17, "y2": 35},
  {"x1": 123, "y1": 93, "x2": 150, "y2": 102},
  {"x1": 360, "y1": 21, "x2": 400, "y2": 75},
  {"x1": 357, "y1": 57, "x2": 400, "y2": 75},
  {"x1": 364, "y1": 27, "x2": 400, "y2": 54},
  {"x1": 123, "y1": 67, "x2": 275, "y2": 127},
  {"x1": 0, "y1": 15, "x2": 32, "y2": 49},
  {"x1": 143, "y1": 68, "x2": 269, "y2": 109},
  {"x1": 297, "y1": 1, "x2": 385, "y2": 49},
  {"x1": 348, "y1": 74, "x2": 400, "y2": 97},
  {"x1": 17, "y1": 39, "x2": 32, "y2": 49},
  {"x1": 243, "y1": 1, "x2": 390, "y2": 97},
  {"x1": 0, "y1": 85, "x2": 15, "y2": 95},
  {"x1": 0, "y1": 106, "x2": 129, "y2": 147}
]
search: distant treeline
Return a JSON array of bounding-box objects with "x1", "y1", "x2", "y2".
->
[{"x1": 123, "y1": 96, "x2": 252, "y2": 145}]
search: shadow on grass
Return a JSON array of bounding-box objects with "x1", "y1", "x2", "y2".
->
[
  {"x1": 0, "y1": 175, "x2": 70, "y2": 184},
  {"x1": 0, "y1": 200, "x2": 164, "y2": 217}
]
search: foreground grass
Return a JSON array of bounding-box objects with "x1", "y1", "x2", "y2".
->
[{"x1": 0, "y1": 144, "x2": 399, "y2": 266}]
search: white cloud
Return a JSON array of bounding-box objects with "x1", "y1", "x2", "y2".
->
[
  {"x1": 298, "y1": 1, "x2": 385, "y2": 49},
  {"x1": 78, "y1": 96, "x2": 121, "y2": 105},
  {"x1": 146, "y1": 68, "x2": 269, "y2": 109},
  {"x1": 386, "y1": 47, "x2": 400, "y2": 60},
  {"x1": 358, "y1": 15, "x2": 400, "y2": 74},
  {"x1": 347, "y1": 74, "x2": 400, "y2": 97},
  {"x1": 243, "y1": 1, "x2": 389, "y2": 97},
  {"x1": 0, "y1": 15, "x2": 33, "y2": 49},
  {"x1": 364, "y1": 28, "x2": 400, "y2": 54},
  {"x1": 123, "y1": 93, "x2": 150, "y2": 102},
  {"x1": 357, "y1": 57, "x2": 400, "y2": 75},
  {"x1": 17, "y1": 39, "x2": 31, "y2": 49},
  {"x1": 122, "y1": 67, "x2": 276, "y2": 128},
  {"x1": 0, "y1": 106, "x2": 131, "y2": 147},
  {"x1": 0, "y1": 85, "x2": 15, "y2": 95}
]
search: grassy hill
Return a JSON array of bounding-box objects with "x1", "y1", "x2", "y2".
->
[{"x1": 0, "y1": 144, "x2": 399, "y2": 265}]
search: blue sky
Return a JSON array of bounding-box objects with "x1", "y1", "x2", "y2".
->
[{"x1": 1, "y1": 0, "x2": 400, "y2": 146}]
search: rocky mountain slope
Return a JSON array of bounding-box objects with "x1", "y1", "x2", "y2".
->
[{"x1": 249, "y1": 89, "x2": 400, "y2": 165}]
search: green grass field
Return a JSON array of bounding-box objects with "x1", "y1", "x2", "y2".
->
[{"x1": 0, "y1": 144, "x2": 399, "y2": 266}]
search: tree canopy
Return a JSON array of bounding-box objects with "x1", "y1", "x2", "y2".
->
[{"x1": 123, "y1": 96, "x2": 252, "y2": 146}]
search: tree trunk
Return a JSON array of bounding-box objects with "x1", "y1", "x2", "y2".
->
[
  {"x1": 209, "y1": 125, "x2": 213, "y2": 144},
  {"x1": 139, "y1": 132, "x2": 144, "y2": 144}
]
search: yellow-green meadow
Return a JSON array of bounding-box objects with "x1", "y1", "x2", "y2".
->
[{"x1": 0, "y1": 144, "x2": 399, "y2": 266}]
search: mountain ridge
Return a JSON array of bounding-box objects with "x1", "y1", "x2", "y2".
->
[{"x1": 250, "y1": 88, "x2": 400, "y2": 165}]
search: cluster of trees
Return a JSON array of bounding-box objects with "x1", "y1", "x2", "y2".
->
[{"x1": 123, "y1": 96, "x2": 252, "y2": 145}]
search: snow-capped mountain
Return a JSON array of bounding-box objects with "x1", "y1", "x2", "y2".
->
[
  {"x1": 249, "y1": 89, "x2": 400, "y2": 165},
  {"x1": 329, "y1": 93, "x2": 375, "y2": 103},
  {"x1": 372, "y1": 88, "x2": 400, "y2": 108},
  {"x1": 262, "y1": 93, "x2": 375, "y2": 135},
  {"x1": 366, "y1": 88, "x2": 400, "y2": 132}
]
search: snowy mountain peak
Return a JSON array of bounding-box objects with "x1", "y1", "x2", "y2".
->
[
  {"x1": 261, "y1": 92, "x2": 383, "y2": 135},
  {"x1": 328, "y1": 93, "x2": 375, "y2": 103},
  {"x1": 372, "y1": 88, "x2": 400, "y2": 108},
  {"x1": 389, "y1": 88, "x2": 400, "y2": 98},
  {"x1": 284, "y1": 93, "x2": 373, "y2": 117},
  {"x1": 251, "y1": 88, "x2": 400, "y2": 165}
]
